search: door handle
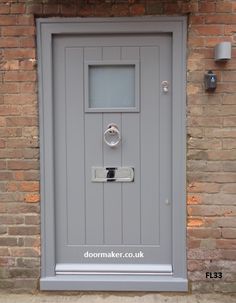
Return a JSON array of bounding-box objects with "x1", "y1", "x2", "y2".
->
[{"x1": 104, "y1": 124, "x2": 121, "y2": 147}]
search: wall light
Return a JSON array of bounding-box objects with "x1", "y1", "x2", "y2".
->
[{"x1": 214, "y1": 42, "x2": 232, "y2": 61}]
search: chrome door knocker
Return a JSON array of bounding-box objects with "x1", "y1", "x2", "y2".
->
[{"x1": 104, "y1": 123, "x2": 121, "y2": 147}]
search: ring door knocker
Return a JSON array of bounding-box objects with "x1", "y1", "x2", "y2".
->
[{"x1": 104, "y1": 124, "x2": 121, "y2": 147}]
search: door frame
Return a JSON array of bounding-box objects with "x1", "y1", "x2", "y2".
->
[{"x1": 37, "y1": 16, "x2": 187, "y2": 291}]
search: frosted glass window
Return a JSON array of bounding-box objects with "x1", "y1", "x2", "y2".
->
[{"x1": 89, "y1": 65, "x2": 135, "y2": 109}]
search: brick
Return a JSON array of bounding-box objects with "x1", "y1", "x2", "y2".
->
[
  {"x1": 6, "y1": 138, "x2": 38, "y2": 148},
  {"x1": 61, "y1": 3, "x2": 77, "y2": 16},
  {"x1": 43, "y1": 4, "x2": 60, "y2": 15},
  {"x1": 187, "y1": 127, "x2": 204, "y2": 138},
  {"x1": 0, "y1": 161, "x2": 6, "y2": 169},
  {"x1": 17, "y1": 15, "x2": 34, "y2": 26},
  {"x1": 0, "y1": 172, "x2": 13, "y2": 181},
  {"x1": 25, "y1": 215, "x2": 40, "y2": 225},
  {"x1": 188, "y1": 116, "x2": 222, "y2": 126},
  {"x1": 222, "y1": 161, "x2": 236, "y2": 172},
  {"x1": 200, "y1": 193, "x2": 236, "y2": 205},
  {"x1": 0, "y1": 192, "x2": 24, "y2": 202},
  {"x1": 0, "y1": 37, "x2": 19, "y2": 48},
  {"x1": 13, "y1": 279, "x2": 38, "y2": 291},
  {"x1": 188, "y1": 260, "x2": 204, "y2": 272},
  {"x1": 188, "y1": 205, "x2": 236, "y2": 217},
  {"x1": 146, "y1": 2, "x2": 163, "y2": 14},
  {"x1": 188, "y1": 218, "x2": 204, "y2": 227},
  {"x1": 24, "y1": 193, "x2": 40, "y2": 203},
  {"x1": 216, "y1": 1, "x2": 232, "y2": 13},
  {"x1": 188, "y1": 228, "x2": 221, "y2": 239},
  {"x1": 16, "y1": 257, "x2": 39, "y2": 268},
  {"x1": 0, "y1": 257, "x2": 15, "y2": 267},
  {"x1": 4, "y1": 94, "x2": 36, "y2": 105},
  {"x1": 223, "y1": 117, "x2": 236, "y2": 126},
  {"x1": 0, "y1": 83, "x2": 19, "y2": 94},
  {"x1": 199, "y1": 239, "x2": 216, "y2": 250},
  {"x1": 188, "y1": 138, "x2": 222, "y2": 150},
  {"x1": 0, "y1": 4, "x2": 10, "y2": 14},
  {"x1": 19, "y1": 37, "x2": 35, "y2": 48},
  {"x1": 8, "y1": 226, "x2": 39, "y2": 236},
  {"x1": 192, "y1": 281, "x2": 214, "y2": 293},
  {"x1": 0, "y1": 105, "x2": 20, "y2": 115},
  {"x1": 3, "y1": 59, "x2": 19, "y2": 70},
  {"x1": 0, "y1": 202, "x2": 39, "y2": 215},
  {"x1": 24, "y1": 236, "x2": 40, "y2": 247},
  {"x1": 2, "y1": 26, "x2": 35, "y2": 37},
  {"x1": 3, "y1": 49, "x2": 35, "y2": 60},
  {"x1": 188, "y1": 160, "x2": 222, "y2": 172},
  {"x1": 194, "y1": 25, "x2": 224, "y2": 36},
  {"x1": 225, "y1": 25, "x2": 236, "y2": 35},
  {"x1": 188, "y1": 239, "x2": 201, "y2": 249},
  {"x1": 188, "y1": 248, "x2": 222, "y2": 260},
  {"x1": 0, "y1": 279, "x2": 14, "y2": 289},
  {"x1": 189, "y1": 15, "x2": 205, "y2": 25},
  {"x1": 222, "y1": 228, "x2": 236, "y2": 239},
  {"x1": 0, "y1": 248, "x2": 9, "y2": 257},
  {"x1": 26, "y1": 4, "x2": 43, "y2": 14},
  {"x1": 0, "y1": 128, "x2": 22, "y2": 138},
  {"x1": 222, "y1": 184, "x2": 236, "y2": 194},
  {"x1": 221, "y1": 249, "x2": 236, "y2": 260},
  {"x1": 19, "y1": 182, "x2": 39, "y2": 192},
  {"x1": 7, "y1": 160, "x2": 38, "y2": 170},
  {"x1": 13, "y1": 171, "x2": 39, "y2": 181},
  {"x1": 19, "y1": 82, "x2": 37, "y2": 93},
  {"x1": 22, "y1": 126, "x2": 38, "y2": 138},
  {"x1": 207, "y1": 150, "x2": 236, "y2": 161},
  {"x1": 216, "y1": 239, "x2": 236, "y2": 249},
  {"x1": 0, "y1": 237, "x2": 17, "y2": 246},
  {"x1": 0, "y1": 139, "x2": 5, "y2": 148},
  {"x1": 9, "y1": 268, "x2": 39, "y2": 278},
  {"x1": 0, "y1": 215, "x2": 24, "y2": 225},
  {"x1": 206, "y1": 15, "x2": 236, "y2": 24},
  {"x1": 187, "y1": 194, "x2": 202, "y2": 205},
  {"x1": 0, "y1": 15, "x2": 17, "y2": 25},
  {"x1": 129, "y1": 4, "x2": 145, "y2": 15},
  {"x1": 188, "y1": 182, "x2": 221, "y2": 193},
  {"x1": 199, "y1": 2, "x2": 215, "y2": 13},
  {"x1": 188, "y1": 36, "x2": 205, "y2": 48},
  {"x1": 9, "y1": 247, "x2": 39, "y2": 257},
  {"x1": 205, "y1": 128, "x2": 236, "y2": 138},
  {"x1": 6, "y1": 117, "x2": 37, "y2": 127},
  {"x1": 205, "y1": 217, "x2": 236, "y2": 228},
  {"x1": 11, "y1": 3, "x2": 25, "y2": 14},
  {"x1": 4, "y1": 70, "x2": 36, "y2": 82},
  {"x1": 0, "y1": 226, "x2": 7, "y2": 235},
  {"x1": 214, "y1": 282, "x2": 236, "y2": 293}
]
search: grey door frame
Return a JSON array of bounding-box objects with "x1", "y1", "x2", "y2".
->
[{"x1": 37, "y1": 16, "x2": 187, "y2": 291}]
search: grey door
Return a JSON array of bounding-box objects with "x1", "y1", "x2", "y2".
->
[
  {"x1": 54, "y1": 34, "x2": 172, "y2": 274},
  {"x1": 38, "y1": 17, "x2": 187, "y2": 291}
]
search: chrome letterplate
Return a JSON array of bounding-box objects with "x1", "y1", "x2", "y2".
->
[{"x1": 92, "y1": 167, "x2": 134, "y2": 182}]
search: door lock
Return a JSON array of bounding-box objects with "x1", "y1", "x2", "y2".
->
[{"x1": 161, "y1": 81, "x2": 169, "y2": 93}]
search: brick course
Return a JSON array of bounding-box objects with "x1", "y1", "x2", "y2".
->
[{"x1": 0, "y1": 0, "x2": 236, "y2": 294}]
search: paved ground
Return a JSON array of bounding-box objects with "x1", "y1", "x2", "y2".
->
[{"x1": 0, "y1": 293, "x2": 235, "y2": 303}]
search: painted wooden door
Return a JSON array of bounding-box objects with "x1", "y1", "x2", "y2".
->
[
  {"x1": 53, "y1": 34, "x2": 172, "y2": 274},
  {"x1": 38, "y1": 17, "x2": 187, "y2": 291}
]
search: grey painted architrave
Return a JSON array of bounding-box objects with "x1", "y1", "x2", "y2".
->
[{"x1": 37, "y1": 16, "x2": 187, "y2": 291}]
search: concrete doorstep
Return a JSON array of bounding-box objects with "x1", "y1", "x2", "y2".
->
[{"x1": 0, "y1": 293, "x2": 235, "y2": 303}]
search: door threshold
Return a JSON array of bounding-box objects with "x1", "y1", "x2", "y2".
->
[{"x1": 40, "y1": 275, "x2": 188, "y2": 291}]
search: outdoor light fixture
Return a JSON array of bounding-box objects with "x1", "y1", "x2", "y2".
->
[
  {"x1": 204, "y1": 70, "x2": 217, "y2": 91},
  {"x1": 214, "y1": 42, "x2": 232, "y2": 61}
]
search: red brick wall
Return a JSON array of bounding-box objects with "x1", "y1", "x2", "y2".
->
[{"x1": 0, "y1": 0, "x2": 236, "y2": 293}]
